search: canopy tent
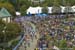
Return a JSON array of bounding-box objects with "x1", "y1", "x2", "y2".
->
[
  {"x1": 48, "y1": 7, "x2": 53, "y2": 13},
  {"x1": 60, "y1": 6, "x2": 65, "y2": 13},
  {"x1": 26, "y1": 6, "x2": 42, "y2": 14},
  {"x1": 36, "y1": 6, "x2": 42, "y2": 14},
  {"x1": 48, "y1": 6, "x2": 65, "y2": 13},
  {"x1": 26, "y1": 6, "x2": 74, "y2": 14},
  {"x1": 64, "y1": 6, "x2": 73, "y2": 13},
  {"x1": 35, "y1": 13, "x2": 42, "y2": 17},
  {"x1": 42, "y1": 14, "x2": 48, "y2": 17},
  {"x1": 71, "y1": 6, "x2": 75, "y2": 12},
  {"x1": 27, "y1": 12, "x2": 32, "y2": 16},
  {"x1": 26, "y1": 7, "x2": 36, "y2": 14},
  {"x1": 35, "y1": 13, "x2": 48, "y2": 19},
  {"x1": 27, "y1": 6, "x2": 66, "y2": 14}
]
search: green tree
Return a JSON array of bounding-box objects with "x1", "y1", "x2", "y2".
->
[
  {"x1": 46, "y1": 0, "x2": 53, "y2": 6},
  {"x1": 52, "y1": 0, "x2": 61, "y2": 13},
  {"x1": 0, "y1": 2, "x2": 15, "y2": 16},
  {"x1": 20, "y1": 5, "x2": 27, "y2": 15},
  {"x1": 40, "y1": 0, "x2": 53, "y2": 7},
  {"x1": 73, "y1": 46, "x2": 75, "y2": 50},
  {"x1": 18, "y1": 0, "x2": 32, "y2": 15},
  {"x1": 0, "y1": 19, "x2": 5, "y2": 43},
  {"x1": 5, "y1": 22, "x2": 21, "y2": 41},
  {"x1": 19, "y1": 0, "x2": 31, "y2": 8},
  {"x1": 59, "y1": 40, "x2": 67, "y2": 48}
]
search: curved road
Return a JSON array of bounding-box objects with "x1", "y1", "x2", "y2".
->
[
  {"x1": 27, "y1": 21, "x2": 36, "y2": 32},
  {"x1": 18, "y1": 21, "x2": 39, "y2": 50}
]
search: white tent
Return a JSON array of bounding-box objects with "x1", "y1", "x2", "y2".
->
[
  {"x1": 48, "y1": 6, "x2": 66, "y2": 13},
  {"x1": 27, "y1": 6, "x2": 74, "y2": 14},
  {"x1": 36, "y1": 6, "x2": 42, "y2": 14},
  {"x1": 26, "y1": 6, "x2": 42, "y2": 14},
  {"x1": 16, "y1": 12, "x2": 21, "y2": 16},
  {"x1": 71, "y1": 6, "x2": 75, "y2": 12},
  {"x1": 26, "y1": 7, "x2": 36, "y2": 14},
  {"x1": 60, "y1": 6, "x2": 66, "y2": 13},
  {"x1": 48, "y1": 7, "x2": 53, "y2": 13}
]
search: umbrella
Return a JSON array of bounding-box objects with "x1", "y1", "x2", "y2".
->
[
  {"x1": 42, "y1": 14, "x2": 47, "y2": 17},
  {"x1": 35, "y1": 13, "x2": 42, "y2": 17}
]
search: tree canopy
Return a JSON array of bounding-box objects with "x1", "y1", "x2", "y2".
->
[
  {"x1": 0, "y1": 19, "x2": 21, "y2": 43},
  {"x1": 0, "y1": 2, "x2": 15, "y2": 16},
  {"x1": 0, "y1": 0, "x2": 75, "y2": 15}
]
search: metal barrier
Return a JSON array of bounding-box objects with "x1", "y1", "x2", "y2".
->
[
  {"x1": 59, "y1": 48, "x2": 73, "y2": 50},
  {"x1": 12, "y1": 36, "x2": 25, "y2": 50}
]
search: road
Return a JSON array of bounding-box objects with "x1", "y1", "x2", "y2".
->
[
  {"x1": 18, "y1": 32, "x2": 39, "y2": 50},
  {"x1": 18, "y1": 21, "x2": 39, "y2": 50}
]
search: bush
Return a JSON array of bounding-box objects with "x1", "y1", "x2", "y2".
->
[
  {"x1": 5, "y1": 47, "x2": 12, "y2": 50},
  {"x1": 0, "y1": 48, "x2": 3, "y2": 50},
  {"x1": 11, "y1": 40, "x2": 19, "y2": 48},
  {"x1": 59, "y1": 40, "x2": 67, "y2": 48},
  {"x1": 5, "y1": 22, "x2": 21, "y2": 41},
  {"x1": 0, "y1": 20, "x2": 21, "y2": 43}
]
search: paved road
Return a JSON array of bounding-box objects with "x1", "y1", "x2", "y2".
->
[
  {"x1": 18, "y1": 33, "x2": 39, "y2": 50},
  {"x1": 18, "y1": 21, "x2": 39, "y2": 50},
  {"x1": 26, "y1": 33, "x2": 39, "y2": 50}
]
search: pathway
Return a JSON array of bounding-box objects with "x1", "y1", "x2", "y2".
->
[
  {"x1": 18, "y1": 33, "x2": 39, "y2": 50},
  {"x1": 18, "y1": 21, "x2": 40, "y2": 50}
]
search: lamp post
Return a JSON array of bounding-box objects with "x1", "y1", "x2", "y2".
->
[
  {"x1": 2, "y1": 27, "x2": 6, "y2": 42},
  {"x1": 16, "y1": 0, "x2": 20, "y2": 11},
  {"x1": 63, "y1": 0, "x2": 66, "y2": 6},
  {"x1": 2, "y1": 26, "x2": 7, "y2": 50}
]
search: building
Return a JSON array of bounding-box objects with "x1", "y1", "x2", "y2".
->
[{"x1": 0, "y1": 8, "x2": 12, "y2": 23}]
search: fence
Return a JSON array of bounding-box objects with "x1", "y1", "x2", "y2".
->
[{"x1": 12, "y1": 35, "x2": 25, "y2": 50}]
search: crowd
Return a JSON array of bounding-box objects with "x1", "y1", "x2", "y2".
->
[
  {"x1": 14, "y1": 14, "x2": 75, "y2": 50},
  {"x1": 34, "y1": 15, "x2": 75, "y2": 50}
]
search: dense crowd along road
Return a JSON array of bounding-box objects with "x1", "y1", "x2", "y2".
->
[
  {"x1": 14, "y1": 15, "x2": 75, "y2": 50},
  {"x1": 35, "y1": 16, "x2": 75, "y2": 50}
]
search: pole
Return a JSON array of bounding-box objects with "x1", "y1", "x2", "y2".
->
[
  {"x1": 16, "y1": 0, "x2": 20, "y2": 11},
  {"x1": 18, "y1": 0, "x2": 20, "y2": 11},
  {"x1": 63, "y1": 0, "x2": 65, "y2": 6}
]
